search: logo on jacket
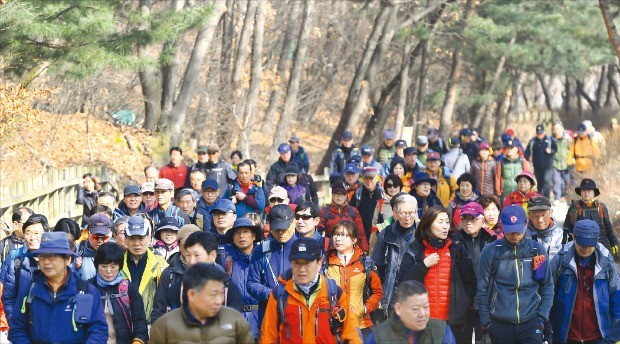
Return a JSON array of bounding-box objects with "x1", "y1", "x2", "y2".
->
[{"x1": 221, "y1": 323, "x2": 233, "y2": 330}]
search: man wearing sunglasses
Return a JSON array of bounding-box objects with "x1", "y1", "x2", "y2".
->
[
  {"x1": 75, "y1": 214, "x2": 111, "y2": 280},
  {"x1": 294, "y1": 202, "x2": 326, "y2": 252}
]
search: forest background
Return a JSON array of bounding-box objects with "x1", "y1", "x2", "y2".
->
[{"x1": 2, "y1": 0, "x2": 620, "y2": 188}]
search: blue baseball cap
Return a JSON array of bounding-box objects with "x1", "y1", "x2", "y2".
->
[
  {"x1": 342, "y1": 131, "x2": 353, "y2": 140},
  {"x1": 278, "y1": 143, "x2": 292, "y2": 154},
  {"x1": 126, "y1": 216, "x2": 151, "y2": 237},
  {"x1": 501, "y1": 205, "x2": 527, "y2": 233},
  {"x1": 383, "y1": 129, "x2": 396, "y2": 140},
  {"x1": 210, "y1": 198, "x2": 236, "y2": 214},
  {"x1": 201, "y1": 179, "x2": 219, "y2": 191},
  {"x1": 123, "y1": 185, "x2": 141, "y2": 196},
  {"x1": 573, "y1": 219, "x2": 599, "y2": 247},
  {"x1": 361, "y1": 145, "x2": 373, "y2": 156},
  {"x1": 344, "y1": 163, "x2": 359, "y2": 174}
]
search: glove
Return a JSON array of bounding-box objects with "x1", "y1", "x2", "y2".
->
[{"x1": 611, "y1": 245, "x2": 619, "y2": 256}]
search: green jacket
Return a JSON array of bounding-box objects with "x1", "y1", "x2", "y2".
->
[
  {"x1": 552, "y1": 133, "x2": 571, "y2": 170},
  {"x1": 122, "y1": 249, "x2": 168, "y2": 323}
]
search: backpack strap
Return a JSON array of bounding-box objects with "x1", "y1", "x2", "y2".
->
[
  {"x1": 274, "y1": 284, "x2": 291, "y2": 340},
  {"x1": 362, "y1": 254, "x2": 374, "y2": 303},
  {"x1": 322, "y1": 206, "x2": 331, "y2": 222}
]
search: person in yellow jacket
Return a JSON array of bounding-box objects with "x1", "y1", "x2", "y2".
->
[
  {"x1": 568, "y1": 123, "x2": 601, "y2": 174},
  {"x1": 425, "y1": 152, "x2": 455, "y2": 207},
  {"x1": 121, "y1": 215, "x2": 168, "y2": 324}
]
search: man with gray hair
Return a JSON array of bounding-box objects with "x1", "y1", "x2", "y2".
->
[
  {"x1": 371, "y1": 193, "x2": 419, "y2": 319},
  {"x1": 175, "y1": 188, "x2": 203, "y2": 227}
]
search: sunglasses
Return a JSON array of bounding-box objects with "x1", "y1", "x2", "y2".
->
[
  {"x1": 269, "y1": 197, "x2": 285, "y2": 203},
  {"x1": 294, "y1": 214, "x2": 314, "y2": 221},
  {"x1": 385, "y1": 183, "x2": 399, "y2": 188},
  {"x1": 90, "y1": 234, "x2": 110, "y2": 241}
]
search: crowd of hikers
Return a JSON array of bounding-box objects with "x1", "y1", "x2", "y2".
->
[{"x1": 0, "y1": 119, "x2": 618, "y2": 344}]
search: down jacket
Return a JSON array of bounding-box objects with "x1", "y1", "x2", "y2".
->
[{"x1": 470, "y1": 157, "x2": 497, "y2": 196}]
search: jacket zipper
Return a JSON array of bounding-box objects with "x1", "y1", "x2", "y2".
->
[
  {"x1": 514, "y1": 245, "x2": 520, "y2": 323},
  {"x1": 299, "y1": 306, "x2": 303, "y2": 337},
  {"x1": 315, "y1": 307, "x2": 319, "y2": 337}
]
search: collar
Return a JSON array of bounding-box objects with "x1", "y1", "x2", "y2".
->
[{"x1": 182, "y1": 303, "x2": 216, "y2": 327}]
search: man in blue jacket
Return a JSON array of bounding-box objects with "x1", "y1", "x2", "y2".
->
[
  {"x1": 550, "y1": 219, "x2": 620, "y2": 343},
  {"x1": 9, "y1": 232, "x2": 108, "y2": 343},
  {"x1": 246, "y1": 204, "x2": 297, "y2": 324},
  {"x1": 476, "y1": 204, "x2": 554, "y2": 344},
  {"x1": 226, "y1": 160, "x2": 266, "y2": 218},
  {"x1": 195, "y1": 179, "x2": 220, "y2": 231}
]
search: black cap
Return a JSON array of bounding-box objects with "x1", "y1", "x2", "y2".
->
[
  {"x1": 289, "y1": 237, "x2": 322, "y2": 261},
  {"x1": 403, "y1": 147, "x2": 417, "y2": 155},
  {"x1": 395, "y1": 139, "x2": 407, "y2": 148},
  {"x1": 268, "y1": 204, "x2": 294, "y2": 230},
  {"x1": 504, "y1": 139, "x2": 516, "y2": 148},
  {"x1": 536, "y1": 124, "x2": 545, "y2": 134},
  {"x1": 285, "y1": 165, "x2": 300, "y2": 176},
  {"x1": 528, "y1": 196, "x2": 551, "y2": 211}
]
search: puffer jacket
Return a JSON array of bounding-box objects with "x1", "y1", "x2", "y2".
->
[
  {"x1": 121, "y1": 249, "x2": 168, "y2": 323},
  {"x1": 526, "y1": 219, "x2": 564, "y2": 261},
  {"x1": 552, "y1": 132, "x2": 572, "y2": 171},
  {"x1": 569, "y1": 135, "x2": 602, "y2": 172},
  {"x1": 495, "y1": 156, "x2": 531, "y2": 199},
  {"x1": 470, "y1": 157, "x2": 497, "y2": 196},
  {"x1": 400, "y1": 236, "x2": 476, "y2": 325},
  {"x1": 324, "y1": 246, "x2": 383, "y2": 329},
  {"x1": 89, "y1": 276, "x2": 149, "y2": 344},
  {"x1": 9, "y1": 270, "x2": 108, "y2": 344},
  {"x1": 259, "y1": 275, "x2": 362, "y2": 344},
  {"x1": 447, "y1": 190, "x2": 480, "y2": 230},
  {"x1": 564, "y1": 200, "x2": 618, "y2": 250},
  {"x1": 1, "y1": 246, "x2": 37, "y2": 320},
  {"x1": 371, "y1": 221, "x2": 417, "y2": 312},
  {"x1": 503, "y1": 190, "x2": 540, "y2": 215},
  {"x1": 150, "y1": 305, "x2": 254, "y2": 344},
  {"x1": 429, "y1": 167, "x2": 455, "y2": 207},
  {"x1": 550, "y1": 242, "x2": 620, "y2": 343},
  {"x1": 376, "y1": 142, "x2": 396, "y2": 166},
  {"x1": 319, "y1": 203, "x2": 369, "y2": 252},
  {"x1": 476, "y1": 237, "x2": 554, "y2": 326}
]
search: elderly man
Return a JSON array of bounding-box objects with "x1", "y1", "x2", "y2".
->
[
  {"x1": 372, "y1": 194, "x2": 418, "y2": 318},
  {"x1": 226, "y1": 160, "x2": 266, "y2": 218},
  {"x1": 175, "y1": 188, "x2": 201, "y2": 225}
]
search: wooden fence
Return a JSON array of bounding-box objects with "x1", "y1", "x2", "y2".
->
[{"x1": 0, "y1": 166, "x2": 120, "y2": 228}]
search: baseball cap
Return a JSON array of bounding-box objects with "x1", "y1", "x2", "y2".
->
[
  {"x1": 504, "y1": 139, "x2": 516, "y2": 148},
  {"x1": 360, "y1": 145, "x2": 373, "y2": 156},
  {"x1": 478, "y1": 142, "x2": 491, "y2": 150},
  {"x1": 87, "y1": 214, "x2": 112, "y2": 236},
  {"x1": 289, "y1": 237, "x2": 322, "y2": 261},
  {"x1": 123, "y1": 185, "x2": 141, "y2": 196},
  {"x1": 268, "y1": 204, "x2": 294, "y2": 230},
  {"x1": 342, "y1": 131, "x2": 353, "y2": 140},
  {"x1": 210, "y1": 198, "x2": 236, "y2": 214},
  {"x1": 449, "y1": 137, "x2": 460, "y2": 147},
  {"x1": 196, "y1": 145, "x2": 209, "y2": 154},
  {"x1": 125, "y1": 216, "x2": 151, "y2": 237},
  {"x1": 395, "y1": 139, "x2": 407, "y2": 148},
  {"x1": 201, "y1": 179, "x2": 219, "y2": 191},
  {"x1": 141, "y1": 182, "x2": 155, "y2": 194},
  {"x1": 284, "y1": 165, "x2": 300, "y2": 176},
  {"x1": 331, "y1": 180, "x2": 348, "y2": 194},
  {"x1": 536, "y1": 124, "x2": 545, "y2": 134},
  {"x1": 528, "y1": 196, "x2": 551, "y2": 211},
  {"x1": 416, "y1": 136, "x2": 428, "y2": 146},
  {"x1": 403, "y1": 147, "x2": 417, "y2": 156},
  {"x1": 177, "y1": 224, "x2": 201, "y2": 245},
  {"x1": 460, "y1": 128, "x2": 472, "y2": 136},
  {"x1": 155, "y1": 178, "x2": 174, "y2": 191},
  {"x1": 576, "y1": 123, "x2": 587, "y2": 134},
  {"x1": 383, "y1": 129, "x2": 396, "y2": 140},
  {"x1": 207, "y1": 143, "x2": 220, "y2": 154},
  {"x1": 427, "y1": 127, "x2": 439, "y2": 139},
  {"x1": 426, "y1": 151, "x2": 441, "y2": 161},
  {"x1": 344, "y1": 163, "x2": 359, "y2": 174},
  {"x1": 361, "y1": 166, "x2": 378, "y2": 178},
  {"x1": 154, "y1": 217, "x2": 180, "y2": 240},
  {"x1": 460, "y1": 202, "x2": 484, "y2": 217},
  {"x1": 278, "y1": 143, "x2": 291, "y2": 154},
  {"x1": 573, "y1": 219, "x2": 599, "y2": 247},
  {"x1": 269, "y1": 186, "x2": 288, "y2": 200},
  {"x1": 501, "y1": 205, "x2": 527, "y2": 233},
  {"x1": 288, "y1": 135, "x2": 300, "y2": 143}
]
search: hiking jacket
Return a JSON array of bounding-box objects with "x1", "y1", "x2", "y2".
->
[
  {"x1": 266, "y1": 158, "x2": 294, "y2": 195},
  {"x1": 569, "y1": 135, "x2": 602, "y2": 172},
  {"x1": 503, "y1": 189, "x2": 540, "y2": 215},
  {"x1": 297, "y1": 173, "x2": 319, "y2": 205},
  {"x1": 283, "y1": 184, "x2": 307, "y2": 205},
  {"x1": 447, "y1": 190, "x2": 480, "y2": 230},
  {"x1": 526, "y1": 219, "x2": 564, "y2": 261},
  {"x1": 89, "y1": 276, "x2": 149, "y2": 344},
  {"x1": 159, "y1": 163, "x2": 188, "y2": 190},
  {"x1": 476, "y1": 237, "x2": 554, "y2": 326},
  {"x1": 376, "y1": 142, "x2": 396, "y2": 166},
  {"x1": 400, "y1": 235, "x2": 476, "y2": 325},
  {"x1": 224, "y1": 179, "x2": 266, "y2": 217},
  {"x1": 188, "y1": 159, "x2": 236, "y2": 198},
  {"x1": 8, "y1": 270, "x2": 108, "y2": 344},
  {"x1": 525, "y1": 135, "x2": 556, "y2": 170},
  {"x1": 259, "y1": 275, "x2": 362, "y2": 344},
  {"x1": 371, "y1": 221, "x2": 417, "y2": 311},
  {"x1": 495, "y1": 156, "x2": 531, "y2": 198},
  {"x1": 552, "y1": 132, "x2": 572, "y2": 171},
  {"x1": 121, "y1": 249, "x2": 168, "y2": 323},
  {"x1": 1, "y1": 246, "x2": 37, "y2": 320},
  {"x1": 195, "y1": 197, "x2": 217, "y2": 232},
  {"x1": 368, "y1": 316, "x2": 455, "y2": 344},
  {"x1": 75, "y1": 240, "x2": 97, "y2": 281},
  {"x1": 443, "y1": 148, "x2": 471, "y2": 181},
  {"x1": 350, "y1": 186, "x2": 384, "y2": 241},
  {"x1": 411, "y1": 189, "x2": 443, "y2": 220},
  {"x1": 0, "y1": 234, "x2": 23, "y2": 266},
  {"x1": 564, "y1": 200, "x2": 618, "y2": 250},
  {"x1": 148, "y1": 204, "x2": 189, "y2": 228},
  {"x1": 291, "y1": 145, "x2": 310, "y2": 173},
  {"x1": 113, "y1": 201, "x2": 147, "y2": 220},
  {"x1": 470, "y1": 157, "x2": 497, "y2": 196},
  {"x1": 429, "y1": 167, "x2": 454, "y2": 207},
  {"x1": 150, "y1": 305, "x2": 254, "y2": 344},
  {"x1": 324, "y1": 246, "x2": 383, "y2": 329},
  {"x1": 319, "y1": 203, "x2": 369, "y2": 252},
  {"x1": 462, "y1": 141, "x2": 479, "y2": 162},
  {"x1": 329, "y1": 145, "x2": 360, "y2": 177},
  {"x1": 225, "y1": 244, "x2": 260, "y2": 338},
  {"x1": 550, "y1": 242, "x2": 620, "y2": 343},
  {"x1": 371, "y1": 195, "x2": 393, "y2": 230},
  {"x1": 76, "y1": 187, "x2": 98, "y2": 226}
]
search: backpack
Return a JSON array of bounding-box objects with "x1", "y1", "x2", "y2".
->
[
  {"x1": 274, "y1": 277, "x2": 344, "y2": 343},
  {"x1": 101, "y1": 279, "x2": 133, "y2": 332}
]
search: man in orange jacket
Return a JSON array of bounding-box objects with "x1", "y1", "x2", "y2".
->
[{"x1": 260, "y1": 237, "x2": 362, "y2": 344}]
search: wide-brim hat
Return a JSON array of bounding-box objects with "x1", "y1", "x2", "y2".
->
[
  {"x1": 29, "y1": 232, "x2": 76, "y2": 257},
  {"x1": 225, "y1": 218, "x2": 263, "y2": 244},
  {"x1": 575, "y1": 178, "x2": 600, "y2": 197},
  {"x1": 413, "y1": 172, "x2": 437, "y2": 186}
]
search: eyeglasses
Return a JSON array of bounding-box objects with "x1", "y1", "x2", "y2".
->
[
  {"x1": 269, "y1": 197, "x2": 285, "y2": 203},
  {"x1": 398, "y1": 211, "x2": 416, "y2": 219},
  {"x1": 333, "y1": 233, "x2": 350, "y2": 239},
  {"x1": 90, "y1": 234, "x2": 110, "y2": 241},
  {"x1": 294, "y1": 214, "x2": 314, "y2": 221}
]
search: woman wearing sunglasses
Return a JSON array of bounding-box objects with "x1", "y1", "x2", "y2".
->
[{"x1": 368, "y1": 174, "x2": 403, "y2": 253}]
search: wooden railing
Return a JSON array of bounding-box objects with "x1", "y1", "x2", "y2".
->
[{"x1": 0, "y1": 166, "x2": 120, "y2": 228}]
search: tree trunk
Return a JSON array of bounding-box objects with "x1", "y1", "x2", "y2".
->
[
  {"x1": 492, "y1": 89, "x2": 512, "y2": 144},
  {"x1": 576, "y1": 79, "x2": 599, "y2": 117},
  {"x1": 394, "y1": 38, "x2": 413, "y2": 140},
  {"x1": 599, "y1": 0, "x2": 620, "y2": 59},
  {"x1": 139, "y1": 0, "x2": 162, "y2": 132},
  {"x1": 237, "y1": 0, "x2": 264, "y2": 158},
  {"x1": 438, "y1": 0, "x2": 474, "y2": 138},
  {"x1": 260, "y1": 1, "x2": 298, "y2": 133},
  {"x1": 160, "y1": 0, "x2": 186, "y2": 127},
  {"x1": 220, "y1": 0, "x2": 235, "y2": 81},
  {"x1": 608, "y1": 64, "x2": 620, "y2": 106},
  {"x1": 412, "y1": 39, "x2": 429, "y2": 135},
  {"x1": 272, "y1": 0, "x2": 313, "y2": 149},
  {"x1": 595, "y1": 65, "x2": 607, "y2": 107},
  {"x1": 168, "y1": 1, "x2": 226, "y2": 146},
  {"x1": 535, "y1": 73, "x2": 553, "y2": 111},
  {"x1": 563, "y1": 75, "x2": 571, "y2": 114},
  {"x1": 231, "y1": 0, "x2": 258, "y2": 85}
]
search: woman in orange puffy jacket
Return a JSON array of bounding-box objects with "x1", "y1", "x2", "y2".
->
[
  {"x1": 324, "y1": 220, "x2": 383, "y2": 341},
  {"x1": 399, "y1": 206, "x2": 476, "y2": 344}
]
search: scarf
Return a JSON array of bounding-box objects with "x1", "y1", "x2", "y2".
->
[
  {"x1": 96, "y1": 272, "x2": 123, "y2": 288},
  {"x1": 426, "y1": 238, "x2": 448, "y2": 249}
]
